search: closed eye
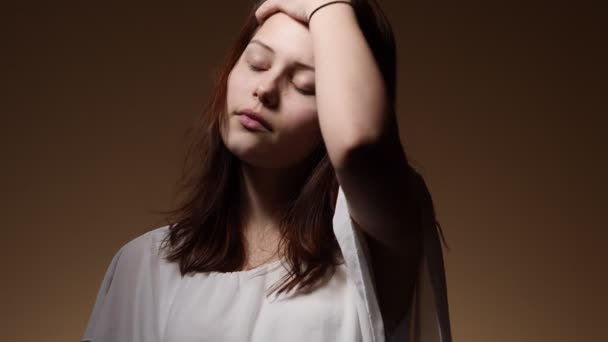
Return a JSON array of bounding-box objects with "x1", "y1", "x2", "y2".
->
[
  {"x1": 295, "y1": 86, "x2": 315, "y2": 96},
  {"x1": 248, "y1": 65, "x2": 265, "y2": 72},
  {"x1": 249, "y1": 64, "x2": 315, "y2": 96}
]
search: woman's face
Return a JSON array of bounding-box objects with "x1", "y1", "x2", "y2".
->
[{"x1": 222, "y1": 13, "x2": 321, "y2": 169}]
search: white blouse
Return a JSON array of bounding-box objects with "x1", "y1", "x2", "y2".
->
[{"x1": 82, "y1": 185, "x2": 453, "y2": 342}]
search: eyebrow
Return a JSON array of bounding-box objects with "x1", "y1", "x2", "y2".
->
[{"x1": 249, "y1": 39, "x2": 315, "y2": 71}]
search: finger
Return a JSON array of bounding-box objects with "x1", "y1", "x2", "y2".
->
[
  {"x1": 254, "y1": 4, "x2": 265, "y2": 24},
  {"x1": 255, "y1": 0, "x2": 278, "y2": 24}
]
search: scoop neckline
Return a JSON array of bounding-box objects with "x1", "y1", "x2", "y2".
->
[{"x1": 212, "y1": 258, "x2": 284, "y2": 276}]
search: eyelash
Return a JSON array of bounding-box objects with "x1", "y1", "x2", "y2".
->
[
  {"x1": 248, "y1": 65, "x2": 264, "y2": 72},
  {"x1": 248, "y1": 65, "x2": 315, "y2": 96}
]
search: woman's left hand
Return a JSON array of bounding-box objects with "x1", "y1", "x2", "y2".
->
[{"x1": 255, "y1": 0, "x2": 339, "y2": 25}]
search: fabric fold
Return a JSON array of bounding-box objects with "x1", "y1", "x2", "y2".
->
[{"x1": 332, "y1": 181, "x2": 453, "y2": 342}]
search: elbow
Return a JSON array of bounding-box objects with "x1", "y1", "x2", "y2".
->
[
  {"x1": 327, "y1": 105, "x2": 400, "y2": 169},
  {"x1": 332, "y1": 123, "x2": 406, "y2": 173}
]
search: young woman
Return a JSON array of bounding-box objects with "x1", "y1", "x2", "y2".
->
[{"x1": 82, "y1": 1, "x2": 452, "y2": 341}]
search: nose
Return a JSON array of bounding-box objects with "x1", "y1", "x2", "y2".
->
[{"x1": 254, "y1": 77, "x2": 280, "y2": 108}]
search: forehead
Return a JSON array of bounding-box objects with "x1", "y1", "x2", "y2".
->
[{"x1": 249, "y1": 13, "x2": 314, "y2": 67}]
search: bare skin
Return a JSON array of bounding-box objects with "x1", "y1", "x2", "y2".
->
[
  {"x1": 227, "y1": 1, "x2": 418, "y2": 335},
  {"x1": 222, "y1": 13, "x2": 321, "y2": 270},
  {"x1": 253, "y1": 0, "x2": 421, "y2": 334}
]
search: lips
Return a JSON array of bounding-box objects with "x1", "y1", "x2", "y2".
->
[{"x1": 237, "y1": 109, "x2": 272, "y2": 131}]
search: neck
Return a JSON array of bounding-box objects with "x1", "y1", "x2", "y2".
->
[{"x1": 238, "y1": 160, "x2": 307, "y2": 234}]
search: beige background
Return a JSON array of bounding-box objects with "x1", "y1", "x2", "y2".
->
[{"x1": 1, "y1": 1, "x2": 605, "y2": 341}]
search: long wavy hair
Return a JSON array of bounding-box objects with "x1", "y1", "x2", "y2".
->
[{"x1": 156, "y1": 0, "x2": 448, "y2": 298}]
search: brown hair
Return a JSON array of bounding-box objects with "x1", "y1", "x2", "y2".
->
[{"x1": 156, "y1": 0, "x2": 448, "y2": 298}]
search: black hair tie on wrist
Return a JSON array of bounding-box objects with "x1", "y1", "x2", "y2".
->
[{"x1": 308, "y1": 1, "x2": 354, "y2": 23}]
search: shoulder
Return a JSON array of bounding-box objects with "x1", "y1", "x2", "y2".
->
[
  {"x1": 109, "y1": 225, "x2": 171, "y2": 272},
  {"x1": 124, "y1": 225, "x2": 170, "y2": 251},
  {"x1": 82, "y1": 225, "x2": 172, "y2": 340}
]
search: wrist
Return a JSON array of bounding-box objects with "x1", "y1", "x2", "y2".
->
[{"x1": 307, "y1": 0, "x2": 353, "y2": 23}]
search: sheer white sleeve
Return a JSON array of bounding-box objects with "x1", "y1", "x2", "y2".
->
[{"x1": 332, "y1": 181, "x2": 453, "y2": 342}]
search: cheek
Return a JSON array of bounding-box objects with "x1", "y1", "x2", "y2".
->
[
  {"x1": 281, "y1": 109, "x2": 321, "y2": 142},
  {"x1": 226, "y1": 69, "x2": 250, "y2": 105},
  {"x1": 275, "y1": 110, "x2": 322, "y2": 163}
]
